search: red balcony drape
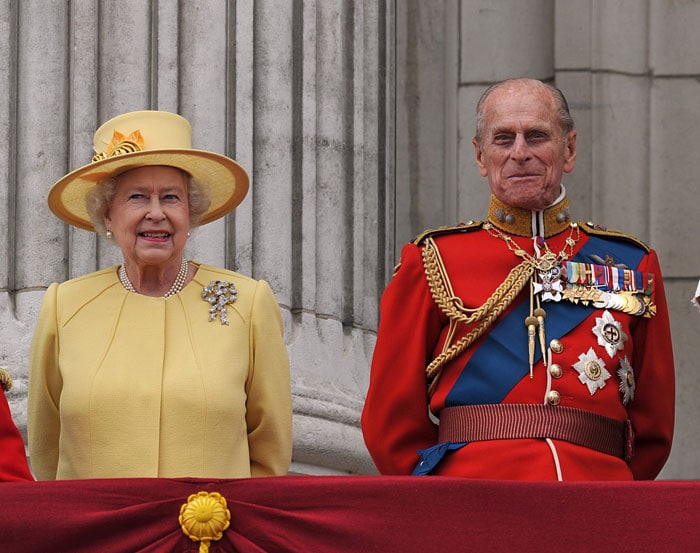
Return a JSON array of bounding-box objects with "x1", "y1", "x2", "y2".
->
[{"x1": 0, "y1": 475, "x2": 698, "y2": 552}]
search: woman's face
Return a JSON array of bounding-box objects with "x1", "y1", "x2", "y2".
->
[{"x1": 104, "y1": 166, "x2": 190, "y2": 270}]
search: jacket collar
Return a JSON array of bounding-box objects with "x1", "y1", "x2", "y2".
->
[{"x1": 486, "y1": 188, "x2": 572, "y2": 238}]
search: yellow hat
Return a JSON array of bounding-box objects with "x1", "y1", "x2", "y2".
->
[{"x1": 48, "y1": 110, "x2": 249, "y2": 231}]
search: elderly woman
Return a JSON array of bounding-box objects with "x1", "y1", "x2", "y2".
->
[{"x1": 28, "y1": 111, "x2": 292, "y2": 480}]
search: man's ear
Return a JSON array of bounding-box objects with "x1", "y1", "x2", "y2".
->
[
  {"x1": 472, "y1": 138, "x2": 488, "y2": 177},
  {"x1": 563, "y1": 130, "x2": 577, "y2": 174}
]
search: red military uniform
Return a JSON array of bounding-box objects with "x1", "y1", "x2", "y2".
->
[
  {"x1": 362, "y1": 194, "x2": 675, "y2": 480},
  {"x1": 0, "y1": 368, "x2": 33, "y2": 481}
]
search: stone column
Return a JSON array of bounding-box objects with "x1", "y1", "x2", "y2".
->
[
  {"x1": 0, "y1": 0, "x2": 393, "y2": 475},
  {"x1": 555, "y1": 0, "x2": 700, "y2": 479},
  {"x1": 393, "y1": 0, "x2": 700, "y2": 479}
]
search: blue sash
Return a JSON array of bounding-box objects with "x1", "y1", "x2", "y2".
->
[{"x1": 444, "y1": 235, "x2": 646, "y2": 407}]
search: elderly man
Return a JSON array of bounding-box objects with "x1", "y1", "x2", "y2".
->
[{"x1": 362, "y1": 78, "x2": 675, "y2": 480}]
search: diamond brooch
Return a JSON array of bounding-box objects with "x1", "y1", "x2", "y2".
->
[{"x1": 202, "y1": 281, "x2": 237, "y2": 325}]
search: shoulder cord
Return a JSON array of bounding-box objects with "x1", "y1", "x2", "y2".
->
[{"x1": 421, "y1": 236, "x2": 534, "y2": 395}]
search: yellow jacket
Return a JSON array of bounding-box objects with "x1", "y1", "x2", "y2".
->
[{"x1": 28, "y1": 263, "x2": 292, "y2": 480}]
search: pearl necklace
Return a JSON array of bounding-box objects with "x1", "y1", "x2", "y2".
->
[{"x1": 118, "y1": 257, "x2": 189, "y2": 298}]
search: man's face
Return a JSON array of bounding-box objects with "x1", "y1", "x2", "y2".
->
[{"x1": 472, "y1": 82, "x2": 577, "y2": 211}]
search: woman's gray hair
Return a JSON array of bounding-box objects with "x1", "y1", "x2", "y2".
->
[
  {"x1": 473, "y1": 78, "x2": 575, "y2": 146},
  {"x1": 86, "y1": 169, "x2": 212, "y2": 236}
]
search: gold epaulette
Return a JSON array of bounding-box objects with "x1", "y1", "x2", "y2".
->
[
  {"x1": 578, "y1": 221, "x2": 650, "y2": 253},
  {"x1": 0, "y1": 367, "x2": 12, "y2": 392},
  {"x1": 412, "y1": 221, "x2": 483, "y2": 246}
]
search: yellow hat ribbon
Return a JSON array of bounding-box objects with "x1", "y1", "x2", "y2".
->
[{"x1": 92, "y1": 129, "x2": 145, "y2": 162}]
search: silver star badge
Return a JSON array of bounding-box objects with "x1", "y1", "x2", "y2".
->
[
  {"x1": 573, "y1": 347, "x2": 611, "y2": 395},
  {"x1": 617, "y1": 356, "x2": 636, "y2": 405},
  {"x1": 592, "y1": 310, "x2": 628, "y2": 358}
]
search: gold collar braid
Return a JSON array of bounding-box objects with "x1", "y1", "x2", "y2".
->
[{"x1": 487, "y1": 194, "x2": 572, "y2": 238}]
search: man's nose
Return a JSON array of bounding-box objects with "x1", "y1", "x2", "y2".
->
[{"x1": 511, "y1": 134, "x2": 531, "y2": 160}]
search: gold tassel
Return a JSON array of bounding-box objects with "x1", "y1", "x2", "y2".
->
[{"x1": 534, "y1": 305, "x2": 547, "y2": 360}]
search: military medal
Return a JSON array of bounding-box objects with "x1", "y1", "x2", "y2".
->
[
  {"x1": 592, "y1": 310, "x2": 628, "y2": 358},
  {"x1": 573, "y1": 347, "x2": 611, "y2": 395},
  {"x1": 484, "y1": 222, "x2": 580, "y2": 378},
  {"x1": 563, "y1": 261, "x2": 655, "y2": 317},
  {"x1": 532, "y1": 257, "x2": 564, "y2": 302},
  {"x1": 617, "y1": 356, "x2": 636, "y2": 405},
  {"x1": 593, "y1": 290, "x2": 648, "y2": 316}
]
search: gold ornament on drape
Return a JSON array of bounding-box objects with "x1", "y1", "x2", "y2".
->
[{"x1": 180, "y1": 491, "x2": 231, "y2": 552}]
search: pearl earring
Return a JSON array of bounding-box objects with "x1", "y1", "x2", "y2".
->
[
  {"x1": 187, "y1": 231, "x2": 191, "y2": 237},
  {"x1": 105, "y1": 230, "x2": 113, "y2": 239}
]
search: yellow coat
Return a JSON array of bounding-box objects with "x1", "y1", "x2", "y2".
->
[{"x1": 28, "y1": 263, "x2": 292, "y2": 480}]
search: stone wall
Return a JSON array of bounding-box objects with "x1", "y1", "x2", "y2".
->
[
  {"x1": 396, "y1": 0, "x2": 700, "y2": 479},
  {"x1": 1, "y1": 0, "x2": 391, "y2": 476},
  {"x1": 2, "y1": 0, "x2": 698, "y2": 479}
]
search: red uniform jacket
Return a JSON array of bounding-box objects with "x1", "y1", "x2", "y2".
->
[
  {"x1": 362, "y1": 198, "x2": 674, "y2": 481},
  {"x1": 0, "y1": 390, "x2": 33, "y2": 482}
]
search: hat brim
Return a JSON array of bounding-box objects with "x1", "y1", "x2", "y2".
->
[{"x1": 48, "y1": 149, "x2": 250, "y2": 232}]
